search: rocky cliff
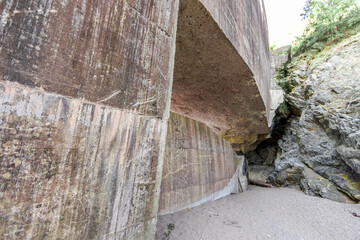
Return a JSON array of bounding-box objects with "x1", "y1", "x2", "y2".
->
[{"x1": 249, "y1": 33, "x2": 360, "y2": 203}]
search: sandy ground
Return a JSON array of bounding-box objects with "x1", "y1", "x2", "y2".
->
[{"x1": 156, "y1": 186, "x2": 360, "y2": 240}]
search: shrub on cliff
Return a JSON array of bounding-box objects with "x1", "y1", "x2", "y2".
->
[{"x1": 294, "y1": 0, "x2": 360, "y2": 55}]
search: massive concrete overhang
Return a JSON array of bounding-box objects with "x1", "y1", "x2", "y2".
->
[{"x1": 171, "y1": 0, "x2": 271, "y2": 152}]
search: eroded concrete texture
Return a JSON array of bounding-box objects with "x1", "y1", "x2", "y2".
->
[
  {"x1": 0, "y1": 82, "x2": 167, "y2": 239},
  {"x1": 0, "y1": 0, "x2": 271, "y2": 239},
  {"x1": 200, "y1": 0, "x2": 271, "y2": 113},
  {"x1": 0, "y1": 0, "x2": 178, "y2": 118},
  {"x1": 159, "y1": 112, "x2": 248, "y2": 215},
  {"x1": 171, "y1": 0, "x2": 271, "y2": 152},
  {"x1": 0, "y1": 0, "x2": 179, "y2": 239}
]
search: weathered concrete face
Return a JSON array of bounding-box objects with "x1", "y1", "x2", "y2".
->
[
  {"x1": 171, "y1": 0, "x2": 271, "y2": 152},
  {"x1": 159, "y1": 112, "x2": 248, "y2": 215},
  {"x1": 0, "y1": 0, "x2": 179, "y2": 239},
  {"x1": 0, "y1": 0, "x2": 178, "y2": 118},
  {"x1": 0, "y1": 81, "x2": 167, "y2": 239},
  {"x1": 200, "y1": 0, "x2": 271, "y2": 113},
  {"x1": 0, "y1": 0, "x2": 271, "y2": 238}
]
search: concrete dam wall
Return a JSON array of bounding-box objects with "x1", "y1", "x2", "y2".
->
[
  {"x1": 159, "y1": 112, "x2": 248, "y2": 216},
  {"x1": 0, "y1": 0, "x2": 270, "y2": 239}
]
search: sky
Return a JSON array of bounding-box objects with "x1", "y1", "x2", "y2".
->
[{"x1": 264, "y1": 0, "x2": 307, "y2": 47}]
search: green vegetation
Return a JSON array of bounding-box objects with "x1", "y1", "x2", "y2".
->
[
  {"x1": 275, "y1": 0, "x2": 360, "y2": 93},
  {"x1": 293, "y1": 0, "x2": 360, "y2": 55},
  {"x1": 270, "y1": 42, "x2": 278, "y2": 51}
]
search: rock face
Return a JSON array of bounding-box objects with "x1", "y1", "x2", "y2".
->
[
  {"x1": 268, "y1": 47, "x2": 288, "y2": 129},
  {"x1": 159, "y1": 113, "x2": 248, "y2": 215},
  {"x1": 263, "y1": 34, "x2": 360, "y2": 202},
  {"x1": 0, "y1": 0, "x2": 270, "y2": 239}
]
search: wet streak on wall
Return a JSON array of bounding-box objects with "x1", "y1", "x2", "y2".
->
[
  {"x1": 0, "y1": 82, "x2": 166, "y2": 239},
  {"x1": 158, "y1": 112, "x2": 240, "y2": 215}
]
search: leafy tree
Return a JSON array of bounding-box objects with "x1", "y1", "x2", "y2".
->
[
  {"x1": 301, "y1": 0, "x2": 358, "y2": 24},
  {"x1": 294, "y1": 0, "x2": 360, "y2": 55}
]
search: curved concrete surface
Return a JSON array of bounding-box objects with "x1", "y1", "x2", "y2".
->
[{"x1": 171, "y1": 0, "x2": 271, "y2": 152}]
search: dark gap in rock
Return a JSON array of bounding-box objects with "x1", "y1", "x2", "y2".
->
[{"x1": 244, "y1": 102, "x2": 294, "y2": 184}]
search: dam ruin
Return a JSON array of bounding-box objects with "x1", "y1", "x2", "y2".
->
[{"x1": 0, "y1": 0, "x2": 271, "y2": 239}]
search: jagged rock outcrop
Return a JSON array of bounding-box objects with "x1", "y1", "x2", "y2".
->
[{"x1": 250, "y1": 34, "x2": 360, "y2": 203}]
